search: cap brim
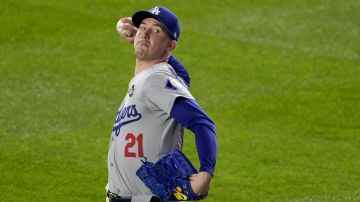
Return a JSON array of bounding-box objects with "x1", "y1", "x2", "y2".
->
[
  {"x1": 132, "y1": 11, "x2": 157, "y2": 28},
  {"x1": 132, "y1": 10, "x2": 175, "y2": 40}
]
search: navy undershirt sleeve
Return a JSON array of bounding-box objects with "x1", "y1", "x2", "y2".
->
[
  {"x1": 168, "y1": 55, "x2": 191, "y2": 88},
  {"x1": 170, "y1": 97, "x2": 217, "y2": 176}
]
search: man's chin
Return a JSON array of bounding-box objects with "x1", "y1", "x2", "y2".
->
[{"x1": 135, "y1": 51, "x2": 149, "y2": 60}]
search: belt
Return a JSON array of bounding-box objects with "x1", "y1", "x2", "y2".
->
[{"x1": 107, "y1": 190, "x2": 162, "y2": 202}]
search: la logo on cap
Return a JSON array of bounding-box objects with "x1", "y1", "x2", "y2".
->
[{"x1": 151, "y1": 7, "x2": 160, "y2": 15}]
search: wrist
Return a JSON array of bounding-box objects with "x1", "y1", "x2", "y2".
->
[
  {"x1": 198, "y1": 172, "x2": 212, "y2": 182},
  {"x1": 199, "y1": 166, "x2": 215, "y2": 177}
]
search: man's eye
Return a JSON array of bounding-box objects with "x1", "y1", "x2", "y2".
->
[
  {"x1": 139, "y1": 26, "x2": 146, "y2": 30},
  {"x1": 154, "y1": 28, "x2": 162, "y2": 33}
]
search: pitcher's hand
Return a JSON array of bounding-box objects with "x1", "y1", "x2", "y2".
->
[
  {"x1": 117, "y1": 17, "x2": 137, "y2": 44},
  {"x1": 189, "y1": 171, "x2": 212, "y2": 196}
]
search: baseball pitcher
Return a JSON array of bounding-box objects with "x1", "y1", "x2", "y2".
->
[{"x1": 106, "y1": 6, "x2": 217, "y2": 202}]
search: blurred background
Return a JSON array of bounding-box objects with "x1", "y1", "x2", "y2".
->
[{"x1": 1, "y1": 0, "x2": 359, "y2": 201}]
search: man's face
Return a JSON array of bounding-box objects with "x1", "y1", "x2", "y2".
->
[{"x1": 134, "y1": 18, "x2": 174, "y2": 61}]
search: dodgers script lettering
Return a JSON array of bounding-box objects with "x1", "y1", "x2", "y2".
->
[{"x1": 112, "y1": 104, "x2": 142, "y2": 136}]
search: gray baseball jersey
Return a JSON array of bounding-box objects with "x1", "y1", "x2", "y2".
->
[{"x1": 107, "y1": 63, "x2": 193, "y2": 197}]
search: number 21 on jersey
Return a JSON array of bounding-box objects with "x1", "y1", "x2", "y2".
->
[{"x1": 124, "y1": 133, "x2": 144, "y2": 158}]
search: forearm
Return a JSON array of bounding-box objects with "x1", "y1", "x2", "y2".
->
[
  {"x1": 170, "y1": 97, "x2": 217, "y2": 175},
  {"x1": 191, "y1": 123, "x2": 217, "y2": 176}
]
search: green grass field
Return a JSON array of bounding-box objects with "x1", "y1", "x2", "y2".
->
[{"x1": 1, "y1": 0, "x2": 359, "y2": 201}]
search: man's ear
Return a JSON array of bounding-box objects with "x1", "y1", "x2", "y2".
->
[{"x1": 166, "y1": 40, "x2": 177, "y2": 52}]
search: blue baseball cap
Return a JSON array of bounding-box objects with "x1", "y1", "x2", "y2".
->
[{"x1": 132, "y1": 6, "x2": 180, "y2": 41}]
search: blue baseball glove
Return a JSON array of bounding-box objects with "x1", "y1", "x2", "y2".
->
[{"x1": 136, "y1": 149, "x2": 207, "y2": 201}]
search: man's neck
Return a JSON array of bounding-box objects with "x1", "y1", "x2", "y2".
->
[{"x1": 135, "y1": 57, "x2": 168, "y2": 75}]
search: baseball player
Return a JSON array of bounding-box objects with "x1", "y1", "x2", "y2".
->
[{"x1": 107, "y1": 6, "x2": 217, "y2": 202}]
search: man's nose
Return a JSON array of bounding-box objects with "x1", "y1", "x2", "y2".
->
[{"x1": 141, "y1": 28, "x2": 151, "y2": 39}]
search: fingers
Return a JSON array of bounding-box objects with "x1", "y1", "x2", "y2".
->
[
  {"x1": 120, "y1": 17, "x2": 133, "y2": 26},
  {"x1": 119, "y1": 17, "x2": 138, "y2": 33},
  {"x1": 122, "y1": 23, "x2": 138, "y2": 35},
  {"x1": 117, "y1": 17, "x2": 137, "y2": 44}
]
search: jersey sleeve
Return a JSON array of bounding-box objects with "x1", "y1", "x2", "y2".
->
[
  {"x1": 168, "y1": 55, "x2": 191, "y2": 88},
  {"x1": 170, "y1": 97, "x2": 217, "y2": 176},
  {"x1": 142, "y1": 73, "x2": 194, "y2": 114}
]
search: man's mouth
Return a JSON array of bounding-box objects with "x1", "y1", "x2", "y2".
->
[{"x1": 136, "y1": 40, "x2": 150, "y2": 47}]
